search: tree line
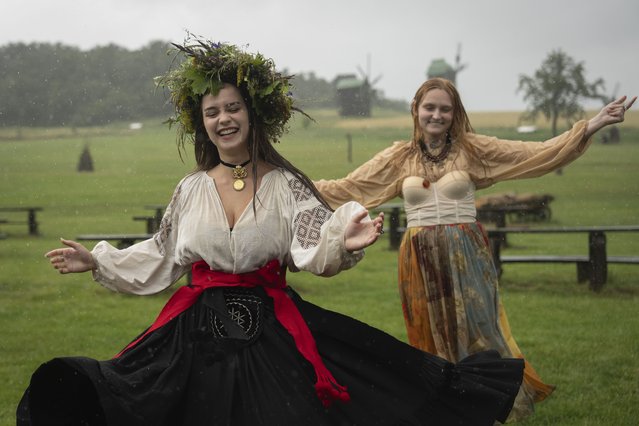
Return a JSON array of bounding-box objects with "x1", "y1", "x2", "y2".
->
[
  {"x1": 0, "y1": 41, "x2": 355, "y2": 129},
  {"x1": 1, "y1": 41, "x2": 606, "y2": 135},
  {"x1": 1, "y1": 41, "x2": 170, "y2": 127}
]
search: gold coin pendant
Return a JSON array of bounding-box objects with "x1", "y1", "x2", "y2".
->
[{"x1": 233, "y1": 179, "x2": 245, "y2": 191}]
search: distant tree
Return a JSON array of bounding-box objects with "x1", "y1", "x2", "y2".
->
[
  {"x1": 0, "y1": 42, "x2": 83, "y2": 128},
  {"x1": 517, "y1": 49, "x2": 604, "y2": 136},
  {"x1": 286, "y1": 71, "x2": 336, "y2": 109},
  {"x1": 0, "y1": 41, "x2": 173, "y2": 128},
  {"x1": 0, "y1": 40, "x2": 407, "y2": 129}
]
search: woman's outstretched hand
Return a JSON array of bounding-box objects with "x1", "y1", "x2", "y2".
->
[
  {"x1": 344, "y1": 211, "x2": 385, "y2": 252},
  {"x1": 586, "y1": 95, "x2": 637, "y2": 138},
  {"x1": 45, "y1": 238, "x2": 96, "y2": 274}
]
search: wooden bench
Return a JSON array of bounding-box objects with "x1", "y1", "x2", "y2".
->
[
  {"x1": 487, "y1": 226, "x2": 639, "y2": 291},
  {"x1": 372, "y1": 203, "x2": 638, "y2": 291},
  {"x1": 0, "y1": 207, "x2": 43, "y2": 235},
  {"x1": 145, "y1": 205, "x2": 165, "y2": 222},
  {"x1": 129, "y1": 205, "x2": 166, "y2": 234},
  {"x1": 76, "y1": 233, "x2": 153, "y2": 249}
]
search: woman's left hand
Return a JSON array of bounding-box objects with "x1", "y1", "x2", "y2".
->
[{"x1": 344, "y1": 211, "x2": 385, "y2": 252}]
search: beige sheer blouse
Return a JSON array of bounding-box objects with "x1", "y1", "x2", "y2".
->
[
  {"x1": 315, "y1": 121, "x2": 592, "y2": 220},
  {"x1": 92, "y1": 169, "x2": 366, "y2": 295}
]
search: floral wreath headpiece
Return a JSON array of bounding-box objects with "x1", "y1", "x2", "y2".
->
[{"x1": 156, "y1": 35, "x2": 303, "y2": 146}]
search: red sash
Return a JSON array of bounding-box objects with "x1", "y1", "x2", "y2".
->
[{"x1": 115, "y1": 260, "x2": 349, "y2": 407}]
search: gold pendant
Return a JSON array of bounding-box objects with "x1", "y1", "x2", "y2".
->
[
  {"x1": 232, "y1": 165, "x2": 248, "y2": 180},
  {"x1": 233, "y1": 179, "x2": 245, "y2": 191}
]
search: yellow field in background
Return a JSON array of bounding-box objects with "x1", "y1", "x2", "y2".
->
[
  {"x1": 335, "y1": 110, "x2": 639, "y2": 130},
  {"x1": 2, "y1": 110, "x2": 637, "y2": 140}
]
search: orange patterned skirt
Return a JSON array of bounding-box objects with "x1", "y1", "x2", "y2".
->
[{"x1": 398, "y1": 223, "x2": 554, "y2": 421}]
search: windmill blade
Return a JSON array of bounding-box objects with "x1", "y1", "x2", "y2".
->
[
  {"x1": 455, "y1": 43, "x2": 468, "y2": 73},
  {"x1": 357, "y1": 65, "x2": 368, "y2": 80},
  {"x1": 370, "y1": 74, "x2": 383, "y2": 86}
]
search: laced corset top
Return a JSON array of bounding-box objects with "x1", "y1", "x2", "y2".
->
[{"x1": 402, "y1": 171, "x2": 476, "y2": 227}]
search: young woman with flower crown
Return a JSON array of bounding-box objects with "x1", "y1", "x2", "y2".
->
[
  {"x1": 315, "y1": 77, "x2": 636, "y2": 421},
  {"x1": 17, "y1": 38, "x2": 525, "y2": 426}
]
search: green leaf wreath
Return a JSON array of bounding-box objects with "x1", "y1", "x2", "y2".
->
[{"x1": 156, "y1": 35, "x2": 306, "y2": 147}]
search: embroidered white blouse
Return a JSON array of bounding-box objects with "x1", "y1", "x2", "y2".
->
[{"x1": 91, "y1": 169, "x2": 366, "y2": 295}]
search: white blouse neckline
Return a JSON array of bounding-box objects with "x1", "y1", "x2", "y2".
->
[{"x1": 204, "y1": 168, "x2": 279, "y2": 230}]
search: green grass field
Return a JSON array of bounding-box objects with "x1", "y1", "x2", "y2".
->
[{"x1": 1, "y1": 109, "x2": 638, "y2": 425}]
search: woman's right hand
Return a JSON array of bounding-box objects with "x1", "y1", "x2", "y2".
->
[
  {"x1": 45, "y1": 238, "x2": 96, "y2": 274},
  {"x1": 344, "y1": 210, "x2": 384, "y2": 252}
]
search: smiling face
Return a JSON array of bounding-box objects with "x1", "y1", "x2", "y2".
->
[
  {"x1": 201, "y1": 84, "x2": 250, "y2": 159},
  {"x1": 416, "y1": 88, "x2": 454, "y2": 141}
]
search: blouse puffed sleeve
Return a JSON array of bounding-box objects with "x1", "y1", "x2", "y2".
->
[
  {"x1": 314, "y1": 141, "x2": 411, "y2": 209},
  {"x1": 90, "y1": 179, "x2": 190, "y2": 295},
  {"x1": 468, "y1": 120, "x2": 592, "y2": 189},
  {"x1": 285, "y1": 175, "x2": 367, "y2": 277}
]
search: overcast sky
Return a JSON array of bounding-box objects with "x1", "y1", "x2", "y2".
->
[{"x1": 3, "y1": 0, "x2": 637, "y2": 111}]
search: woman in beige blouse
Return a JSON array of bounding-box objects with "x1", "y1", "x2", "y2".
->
[
  {"x1": 18, "y1": 42, "x2": 525, "y2": 426},
  {"x1": 315, "y1": 77, "x2": 635, "y2": 421}
]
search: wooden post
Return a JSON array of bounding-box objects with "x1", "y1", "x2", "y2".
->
[
  {"x1": 388, "y1": 207, "x2": 402, "y2": 250},
  {"x1": 152, "y1": 209, "x2": 163, "y2": 233},
  {"x1": 588, "y1": 231, "x2": 607, "y2": 291},
  {"x1": 495, "y1": 210, "x2": 507, "y2": 228},
  {"x1": 489, "y1": 230, "x2": 504, "y2": 276},
  {"x1": 146, "y1": 218, "x2": 155, "y2": 234},
  {"x1": 27, "y1": 209, "x2": 39, "y2": 236}
]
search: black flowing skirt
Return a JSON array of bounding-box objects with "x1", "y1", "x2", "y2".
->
[{"x1": 17, "y1": 286, "x2": 524, "y2": 426}]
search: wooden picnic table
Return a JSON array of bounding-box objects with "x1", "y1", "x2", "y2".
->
[
  {"x1": 0, "y1": 206, "x2": 44, "y2": 235},
  {"x1": 123, "y1": 204, "x2": 166, "y2": 234},
  {"x1": 476, "y1": 192, "x2": 554, "y2": 224},
  {"x1": 133, "y1": 216, "x2": 159, "y2": 233},
  {"x1": 131, "y1": 205, "x2": 166, "y2": 234},
  {"x1": 145, "y1": 205, "x2": 166, "y2": 222}
]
